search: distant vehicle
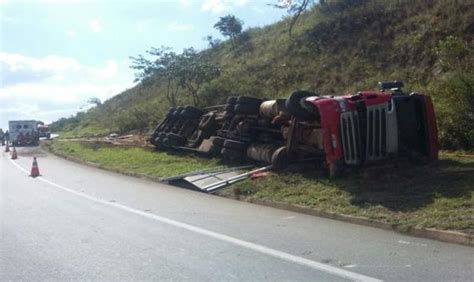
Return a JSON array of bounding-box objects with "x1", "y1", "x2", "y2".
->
[
  {"x1": 37, "y1": 124, "x2": 51, "y2": 139},
  {"x1": 8, "y1": 120, "x2": 40, "y2": 146}
]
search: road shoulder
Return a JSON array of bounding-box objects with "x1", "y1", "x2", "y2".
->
[{"x1": 40, "y1": 140, "x2": 474, "y2": 247}]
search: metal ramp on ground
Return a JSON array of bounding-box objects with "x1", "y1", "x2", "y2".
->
[{"x1": 161, "y1": 165, "x2": 271, "y2": 193}]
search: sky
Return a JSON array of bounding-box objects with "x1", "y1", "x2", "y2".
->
[{"x1": 0, "y1": 0, "x2": 288, "y2": 130}]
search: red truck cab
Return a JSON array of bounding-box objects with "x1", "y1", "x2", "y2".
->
[{"x1": 286, "y1": 81, "x2": 439, "y2": 176}]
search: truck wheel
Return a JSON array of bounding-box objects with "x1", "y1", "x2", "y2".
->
[
  {"x1": 158, "y1": 132, "x2": 166, "y2": 138},
  {"x1": 208, "y1": 144, "x2": 223, "y2": 156},
  {"x1": 233, "y1": 103, "x2": 261, "y2": 115},
  {"x1": 224, "y1": 104, "x2": 235, "y2": 112},
  {"x1": 227, "y1": 97, "x2": 237, "y2": 104},
  {"x1": 172, "y1": 107, "x2": 185, "y2": 118},
  {"x1": 223, "y1": 139, "x2": 247, "y2": 151},
  {"x1": 166, "y1": 132, "x2": 186, "y2": 141},
  {"x1": 163, "y1": 138, "x2": 182, "y2": 147},
  {"x1": 167, "y1": 107, "x2": 176, "y2": 115},
  {"x1": 221, "y1": 148, "x2": 243, "y2": 160},
  {"x1": 286, "y1": 90, "x2": 318, "y2": 120},
  {"x1": 210, "y1": 136, "x2": 226, "y2": 147},
  {"x1": 153, "y1": 136, "x2": 164, "y2": 147},
  {"x1": 164, "y1": 133, "x2": 186, "y2": 147},
  {"x1": 181, "y1": 106, "x2": 203, "y2": 119},
  {"x1": 236, "y1": 96, "x2": 262, "y2": 105},
  {"x1": 271, "y1": 147, "x2": 289, "y2": 170}
]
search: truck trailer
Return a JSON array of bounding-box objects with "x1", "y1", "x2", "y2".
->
[
  {"x1": 149, "y1": 81, "x2": 439, "y2": 177},
  {"x1": 8, "y1": 120, "x2": 40, "y2": 146}
]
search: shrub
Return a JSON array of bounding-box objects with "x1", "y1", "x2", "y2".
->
[{"x1": 429, "y1": 71, "x2": 474, "y2": 150}]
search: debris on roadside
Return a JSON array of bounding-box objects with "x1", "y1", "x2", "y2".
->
[
  {"x1": 107, "y1": 133, "x2": 119, "y2": 139},
  {"x1": 159, "y1": 165, "x2": 272, "y2": 193},
  {"x1": 103, "y1": 134, "x2": 147, "y2": 146}
]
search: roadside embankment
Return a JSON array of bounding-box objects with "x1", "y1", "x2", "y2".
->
[{"x1": 42, "y1": 140, "x2": 474, "y2": 246}]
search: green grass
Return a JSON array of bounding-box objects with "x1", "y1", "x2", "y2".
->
[
  {"x1": 44, "y1": 140, "x2": 224, "y2": 178},
  {"x1": 219, "y1": 153, "x2": 474, "y2": 233},
  {"x1": 45, "y1": 140, "x2": 473, "y2": 233}
]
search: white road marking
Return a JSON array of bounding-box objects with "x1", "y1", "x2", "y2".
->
[
  {"x1": 345, "y1": 264, "x2": 412, "y2": 269},
  {"x1": 398, "y1": 240, "x2": 428, "y2": 247},
  {"x1": 8, "y1": 158, "x2": 382, "y2": 282}
]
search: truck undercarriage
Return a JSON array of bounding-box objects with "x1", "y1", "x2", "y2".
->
[{"x1": 149, "y1": 81, "x2": 438, "y2": 177}]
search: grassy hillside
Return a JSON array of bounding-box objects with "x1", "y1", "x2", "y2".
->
[{"x1": 51, "y1": 0, "x2": 474, "y2": 149}]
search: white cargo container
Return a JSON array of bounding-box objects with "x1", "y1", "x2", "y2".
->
[{"x1": 8, "y1": 120, "x2": 40, "y2": 146}]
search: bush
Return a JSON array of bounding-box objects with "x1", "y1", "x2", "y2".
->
[
  {"x1": 434, "y1": 36, "x2": 470, "y2": 72},
  {"x1": 429, "y1": 72, "x2": 474, "y2": 150}
]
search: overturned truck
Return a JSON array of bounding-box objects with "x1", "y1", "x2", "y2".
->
[{"x1": 149, "y1": 81, "x2": 438, "y2": 177}]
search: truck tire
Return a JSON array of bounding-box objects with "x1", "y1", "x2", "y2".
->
[
  {"x1": 223, "y1": 139, "x2": 247, "y2": 151},
  {"x1": 163, "y1": 138, "x2": 183, "y2": 147},
  {"x1": 181, "y1": 106, "x2": 203, "y2": 119},
  {"x1": 172, "y1": 107, "x2": 185, "y2": 118},
  {"x1": 233, "y1": 103, "x2": 260, "y2": 115},
  {"x1": 236, "y1": 96, "x2": 262, "y2": 105},
  {"x1": 221, "y1": 148, "x2": 243, "y2": 160},
  {"x1": 271, "y1": 146, "x2": 289, "y2": 170},
  {"x1": 153, "y1": 136, "x2": 163, "y2": 147},
  {"x1": 210, "y1": 136, "x2": 226, "y2": 146},
  {"x1": 164, "y1": 133, "x2": 186, "y2": 147},
  {"x1": 165, "y1": 107, "x2": 176, "y2": 118},
  {"x1": 227, "y1": 97, "x2": 237, "y2": 104},
  {"x1": 224, "y1": 104, "x2": 235, "y2": 112},
  {"x1": 208, "y1": 144, "x2": 223, "y2": 156},
  {"x1": 286, "y1": 90, "x2": 318, "y2": 120}
]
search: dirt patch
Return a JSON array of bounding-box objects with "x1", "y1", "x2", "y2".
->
[{"x1": 57, "y1": 134, "x2": 149, "y2": 147}]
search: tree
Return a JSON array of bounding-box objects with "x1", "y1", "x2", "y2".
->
[
  {"x1": 88, "y1": 97, "x2": 102, "y2": 106},
  {"x1": 213, "y1": 15, "x2": 243, "y2": 48},
  {"x1": 273, "y1": 0, "x2": 314, "y2": 37},
  {"x1": 130, "y1": 46, "x2": 180, "y2": 107},
  {"x1": 204, "y1": 35, "x2": 221, "y2": 49},
  {"x1": 174, "y1": 48, "x2": 221, "y2": 106},
  {"x1": 130, "y1": 47, "x2": 220, "y2": 107}
]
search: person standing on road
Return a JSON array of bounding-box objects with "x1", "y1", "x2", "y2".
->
[{"x1": 0, "y1": 128, "x2": 4, "y2": 146}]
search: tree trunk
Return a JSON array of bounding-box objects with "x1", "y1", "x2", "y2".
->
[
  {"x1": 192, "y1": 91, "x2": 199, "y2": 106},
  {"x1": 166, "y1": 78, "x2": 173, "y2": 106}
]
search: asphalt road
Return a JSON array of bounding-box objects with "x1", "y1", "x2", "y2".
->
[{"x1": 1, "y1": 146, "x2": 473, "y2": 281}]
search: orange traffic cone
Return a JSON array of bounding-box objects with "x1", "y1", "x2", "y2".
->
[
  {"x1": 5, "y1": 143, "x2": 9, "y2": 152},
  {"x1": 11, "y1": 146, "x2": 17, "y2": 160},
  {"x1": 30, "y1": 157, "x2": 40, "y2": 177}
]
